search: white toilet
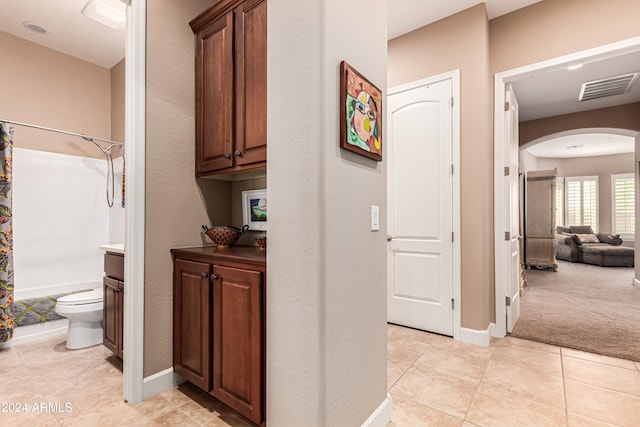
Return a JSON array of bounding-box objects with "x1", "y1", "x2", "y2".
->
[{"x1": 55, "y1": 288, "x2": 104, "y2": 349}]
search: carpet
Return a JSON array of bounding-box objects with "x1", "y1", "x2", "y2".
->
[{"x1": 510, "y1": 260, "x2": 640, "y2": 362}]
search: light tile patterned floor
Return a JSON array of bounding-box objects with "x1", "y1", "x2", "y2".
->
[
  {"x1": 2, "y1": 326, "x2": 640, "y2": 426},
  {"x1": 0, "y1": 333, "x2": 252, "y2": 426},
  {"x1": 387, "y1": 324, "x2": 640, "y2": 427}
]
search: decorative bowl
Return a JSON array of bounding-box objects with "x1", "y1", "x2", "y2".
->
[
  {"x1": 202, "y1": 224, "x2": 249, "y2": 247},
  {"x1": 255, "y1": 237, "x2": 267, "y2": 250}
]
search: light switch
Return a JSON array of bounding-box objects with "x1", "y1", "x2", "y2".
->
[{"x1": 371, "y1": 205, "x2": 379, "y2": 231}]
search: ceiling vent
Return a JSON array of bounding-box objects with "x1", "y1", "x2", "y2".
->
[{"x1": 578, "y1": 73, "x2": 639, "y2": 102}]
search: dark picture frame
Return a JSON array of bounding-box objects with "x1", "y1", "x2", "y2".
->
[{"x1": 339, "y1": 61, "x2": 383, "y2": 161}]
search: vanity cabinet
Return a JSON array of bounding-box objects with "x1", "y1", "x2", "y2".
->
[
  {"x1": 103, "y1": 252, "x2": 124, "y2": 359},
  {"x1": 189, "y1": 0, "x2": 267, "y2": 177},
  {"x1": 172, "y1": 246, "x2": 265, "y2": 426}
]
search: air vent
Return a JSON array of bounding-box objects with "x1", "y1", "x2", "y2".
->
[{"x1": 579, "y1": 73, "x2": 639, "y2": 101}]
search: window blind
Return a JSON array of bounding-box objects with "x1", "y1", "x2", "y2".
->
[{"x1": 613, "y1": 174, "x2": 634, "y2": 236}]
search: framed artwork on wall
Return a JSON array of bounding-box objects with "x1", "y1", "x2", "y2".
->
[
  {"x1": 339, "y1": 60, "x2": 383, "y2": 161},
  {"x1": 242, "y1": 189, "x2": 267, "y2": 231}
]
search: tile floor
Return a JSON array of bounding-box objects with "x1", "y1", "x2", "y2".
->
[
  {"x1": 387, "y1": 324, "x2": 640, "y2": 427},
  {"x1": 2, "y1": 325, "x2": 640, "y2": 426},
  {"x1": 0, "y1": 333, "x2": 252, "y2": 426}
]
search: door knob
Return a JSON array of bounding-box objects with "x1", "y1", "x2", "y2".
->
[
  {"x1": 200, "y1": 272, "x2": 208, "y2": 279},
  {"x1": 233, "y1": 150, "x2": 242, "y2": 157},
  {"x1": 224, "y1": 153, "x2": 231, "y2": 159},
  {"x1": 386, "y1": 235, "x2": 393, "y2": 242}
]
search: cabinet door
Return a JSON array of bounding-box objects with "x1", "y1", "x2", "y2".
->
[
  {"x1": 234, "y1": 0, "x2": 267, "y2": 167},
  {"x1": 196, "y1": 10, "x2": 234, "y2": 174},
  {"x1": 173, "y1": 259, "x2": 212, "y2": 391},
  {"x1": 211, "y1": 265, "x2": 263, "y2": 424},
  {"x1": 103, "y1": 277, "x2": 120, "y2": 354},
  {"x1": 117, "y1": 281, "x2": 124, "y2": 359}
]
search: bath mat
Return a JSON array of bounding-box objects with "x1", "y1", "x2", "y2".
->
[{"x1": 13, "y1": 290, "x2": 91, "y2": 327}]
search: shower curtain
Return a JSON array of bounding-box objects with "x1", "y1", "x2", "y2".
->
[{"x1": 0, "y1": 123, "x2": 14, "y2": 343}]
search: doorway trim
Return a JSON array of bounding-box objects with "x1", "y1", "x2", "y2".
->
[
  {"x1": 123, "y1": 0, "x2": 146, "y2": 404},
  {"x1": 493, "y1": 36, "x2": 640, "y2": 338},
  {"x1": 387, "y1": 69, "x2": 462, "y2": 341}
]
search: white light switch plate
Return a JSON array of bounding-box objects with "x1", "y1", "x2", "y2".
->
[{"x1": 371, "y1": 205, "x2": 379, "y2": 231}]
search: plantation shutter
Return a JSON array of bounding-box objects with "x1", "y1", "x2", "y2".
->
[
  {"x1": 565, "y1": 176, "x2": 598, "y2": 231},
  {"x1": 613, "y1": 174, "x2": 634, "y2": 236},
  {"x1": 555, "y1": 177, "x2": 564, "y2": 227}
]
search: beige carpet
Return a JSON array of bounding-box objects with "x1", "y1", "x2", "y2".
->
[{"x1": 510, "y1": 260, "x2": 640, "y2": 362}]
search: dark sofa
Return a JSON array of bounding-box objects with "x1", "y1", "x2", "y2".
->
[{"x1": 555, "y1": 226, "x2": 634, "y2": 267}]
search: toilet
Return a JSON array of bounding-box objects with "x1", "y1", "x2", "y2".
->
[{"x1": 54, "y1": 289, "x2": 104, "y2": 349}]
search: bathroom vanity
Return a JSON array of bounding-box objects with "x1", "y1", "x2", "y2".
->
[
  {"x1": 171, "y1": 245, "x2": 265, "y2": 426},
  {"x1": 101, "y1": 244, "x2": 125, "y2": 359}
]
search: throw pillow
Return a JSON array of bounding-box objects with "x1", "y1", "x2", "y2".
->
[
  {"x1": 597, "y1": 233, "x2": 623, "y2": 246},
  {"x1": 556, "y1": 226, "x2": 571, "y2": 234},
  {"x1": 562, "y1": 232, "x2": 581, "y2": 245},
  {"x1": 570, "y1": 225, "x2": 595, "y2": 234},
  {"x1": 575, "y1": 233, "x2": 600, "y2": 244}
]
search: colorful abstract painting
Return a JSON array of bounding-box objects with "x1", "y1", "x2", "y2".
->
[{"x1": 340, "y1": 61, "x2": 382, "y2": 161}]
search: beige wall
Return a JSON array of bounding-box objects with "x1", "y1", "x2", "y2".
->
[
  {"x1": 520, "y1": 103, "x2": 640, "y2": 146},
  {"x1": 144, "y1": 0, "x2": 229, "y2": 377},
  {"x1": 536, "y1": 153, "x2": 634, "y2": 235},
  {"x1": 388, "y1": 4, "x2": 493, "y2": 330},
  {"x1": 490, "y1": 0, "x2": 640, "y2": 74},
  {"x1": 110, "y1": 59, "x2": 126, "y2": 156},
  {"x1": 268, "y1": 0, "x2": 388, "y2": 424},
  {"x1": 0, "y1": 31, "x2": 112, "y2": 158}
]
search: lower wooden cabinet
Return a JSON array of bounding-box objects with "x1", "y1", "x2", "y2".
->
[
  {"x1": 103, "y1": 252, "x2": 124, "y2": 359},
  {"x1": 103, "y1": 277, "x2": 124, "y2": 358},
  {"x1": 172, "y1": 246, "x2": 265, "y2": 426}
]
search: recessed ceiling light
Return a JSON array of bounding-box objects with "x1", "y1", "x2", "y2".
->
[
  {"x1": 82, "y1": 0, "x2": 126, "y2": 29},
  {"x1": 23, "y1": 21, "x2": 48, "y2": 34},
  {"x1": 567, "y1": 64, "x2": 583, "y2": 71}
]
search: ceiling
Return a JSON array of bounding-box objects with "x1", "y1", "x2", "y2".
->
[
  {"x1": 2, "y1": 0, "x2": 638, "y2": 158},
  {"x1": 0, "y1": 0, "x2": 125, "y2": 69},
  {"x1": 525, "y1": 133, "x2": 635, "y2": 158}
]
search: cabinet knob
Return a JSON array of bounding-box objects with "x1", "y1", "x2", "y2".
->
[
  {"x1": 210, "y1": 274, "x2": 218, "y2": 281},
  {"x1": 233, "y1": 151, "x2": 242, "y2": 157},
  {"x1": 224, "y1": 153, "x2": 231, "y2": 159},
  {"x1": 200, "y1": 272, "x2": 208, "y2": 279}
]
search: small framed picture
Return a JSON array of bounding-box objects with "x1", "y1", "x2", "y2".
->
[
  {"x1": 242, "y1": 189, "x2": 267, "y2": 231},
  {"x1": 340, "y1": 60, "x2": 383, "y2": 161}
]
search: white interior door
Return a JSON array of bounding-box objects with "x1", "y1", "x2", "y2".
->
[
  {"x1": 505, "y1": 84, "x2": 521, "y2": 333},
  {"x1": 387, "y1": 77, "x2": 454, "y2": 336}
]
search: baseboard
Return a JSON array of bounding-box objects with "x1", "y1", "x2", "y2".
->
[
  {"x1": 634, "y1": 278, "x2": 640, "y2": 289},
  {"x1": 361, "y1": 393, "x2": 392, "y2": 427},
  {"x1": 142, "y1": 368, "x2": 186, "y2": 400},
  {"x1": 458, "y1": 323, "x2": 493, "y2": 347},
  {"x1": 0, "y1": 319, "x2": 68, "y2": 349}
]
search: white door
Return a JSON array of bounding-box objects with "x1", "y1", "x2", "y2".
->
[
  {"x1": 387, "y1": 77, "x2": 454, "y2": 336},
  {"x1": 505, "y1": 84, "x2": 521, "y2": 333}
]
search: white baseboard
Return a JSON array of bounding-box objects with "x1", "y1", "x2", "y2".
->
[
  {"x1": 143, "y1": 369, "x2": 186, "y2": 400},
  {"x1": 361, "y1": 393, "x2": 392, "y2": 427},
  {"x1": 0, "y1": 319, "x2": 68, "y2": 349},
  {"x1": 458, "y1": 323, "x2": 493, "y2": 347},
  {"x1": 634, "y1": 278, "x2": 640, "y2": 288}
]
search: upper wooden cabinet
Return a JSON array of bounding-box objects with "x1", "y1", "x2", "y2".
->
[{"x1": 190, "y1": 0, "x2": 267, "y2": 177}]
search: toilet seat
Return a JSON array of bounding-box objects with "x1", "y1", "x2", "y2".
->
[{"x1": 57, "y1": 288, "x2": 103, "y2": 306}]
